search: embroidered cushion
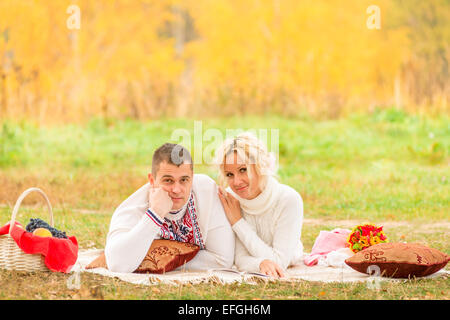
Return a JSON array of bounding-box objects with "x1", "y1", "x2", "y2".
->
[
  {"x1": 345, "y1": 242, "x2": 450, "y2": 278},
  {"x1": 135, "y1": 239, "x2": 200, "y2": 274},
  {"x1": 86, "y1": 239, "x2": 200, "y2": 274}
]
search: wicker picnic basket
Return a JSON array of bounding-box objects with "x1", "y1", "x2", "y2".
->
[{"x1": 0, "y1": 187, "x2": 54, "y2": 272}]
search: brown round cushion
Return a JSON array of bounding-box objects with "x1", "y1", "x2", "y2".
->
[
  {"x1": 86, "y1": 239, "x2": 200, "y2": 274},
  {"x1": 345, "y1": 242, "x2": 449, "y2": 278},
  {"x1": 135, "y1": 239, "x2": 200, "y2": 274}
]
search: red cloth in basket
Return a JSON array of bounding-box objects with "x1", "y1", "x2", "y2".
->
[{"x1": 0, "y1": 222, "x2": 78, "y2": 273}]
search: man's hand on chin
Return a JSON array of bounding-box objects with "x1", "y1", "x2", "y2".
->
[{"x1": 149, "y1": 187, "x2": 173, "y2": 219}]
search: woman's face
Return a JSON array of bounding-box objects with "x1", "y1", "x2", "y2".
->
[{"x1": 223, "y1": 152, "x2": 262, "y2": 200}]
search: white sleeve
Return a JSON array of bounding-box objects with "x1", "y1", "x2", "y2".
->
[
  {"x1": 232, "y1": 191, "x2": 303, "y2": 270},
  {"x1": 234, "y1": 234, "x2": 265, "y2": 273},
  {"x1": 176, "y1": 193, "x2": 235, "y2": 271},
  {"x1": 105, "y1": 203, "x2": 163, "y2": 273}
]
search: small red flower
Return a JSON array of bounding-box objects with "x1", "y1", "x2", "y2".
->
[{"x1": 347, "y1": 223, "x2": 388, "y2": 253}]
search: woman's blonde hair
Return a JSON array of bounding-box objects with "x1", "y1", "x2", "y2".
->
[{"x1": 214, "y1": 131, "x2": 278, "y2": 190}]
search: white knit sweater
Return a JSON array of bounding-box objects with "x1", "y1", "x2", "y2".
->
[
  {"x1": 227, "y1": 177, "x2": 304, "y2": 273},
  {"x1": 104, "y1": 174, "x2": 235, "y2": 273}
]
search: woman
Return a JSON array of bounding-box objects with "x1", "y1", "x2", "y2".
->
[{"x1": 215, "y1": 132, "x2": 304, "y2": 278}]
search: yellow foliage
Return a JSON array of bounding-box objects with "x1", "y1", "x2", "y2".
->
[{"x1": 0, "y1": 0, "x2": 448, "y2": 122}]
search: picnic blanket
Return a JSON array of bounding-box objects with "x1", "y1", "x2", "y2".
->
[{"x1": 71, "y1": 248, "x2": 449, "y2": 286}]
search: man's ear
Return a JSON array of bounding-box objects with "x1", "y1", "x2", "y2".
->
[{"x1": 148, "y1": 173, "x2": 155, "y2": 187}]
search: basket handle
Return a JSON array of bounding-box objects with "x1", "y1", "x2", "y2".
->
[{"x1": 9, "y1": 187, "x2": 54, "y2": 235}]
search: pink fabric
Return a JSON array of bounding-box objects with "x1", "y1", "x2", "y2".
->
[{"x1": 304, "y1": 228, "x2": 351, "y2": 266}]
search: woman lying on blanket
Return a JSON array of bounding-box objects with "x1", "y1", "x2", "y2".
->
[{"x1": 216, "y1": 132, "x2": 304, "y2": 278}]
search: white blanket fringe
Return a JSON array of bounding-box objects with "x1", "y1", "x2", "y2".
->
[{"x1": 71, "y1": 248, "x2": 449, "y2": 286}]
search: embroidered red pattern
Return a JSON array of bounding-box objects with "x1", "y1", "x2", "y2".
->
[
  {"x1": 158, "y1": 193, "x2": 205, "y2": 249},
  {"x1": 364, "y1": 250, "x2": 387, "y2": 262}
]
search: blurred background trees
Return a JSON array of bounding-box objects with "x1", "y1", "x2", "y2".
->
[{"x1": 0, "y1": 0, "x2": 448, "y2": 123}]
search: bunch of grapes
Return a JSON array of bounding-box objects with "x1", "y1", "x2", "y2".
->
[{"x1": 25, "y1": 218, "x2": 68, "y2": 239}]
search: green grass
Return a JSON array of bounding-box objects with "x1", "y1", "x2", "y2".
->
[
  {"x1": 0, "y1": 268, "x2": 448, "y2": 300},
  {"x1": 0, "y1": 108, "x2": 449, "y2": 299}
]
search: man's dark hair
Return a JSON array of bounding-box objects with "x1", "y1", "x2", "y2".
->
[{"x1": 152, "y1": 143, "x2": 193, "y2": 176}]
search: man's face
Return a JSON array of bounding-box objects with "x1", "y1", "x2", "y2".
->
[{"x1": 148, "y1": 161, "x2": 193, "y2": 210}]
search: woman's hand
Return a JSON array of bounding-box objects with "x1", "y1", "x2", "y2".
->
[
  {"x1": 259, "y1": 260, "x2": 285, "y2": 278},
  {"x1": 218, "y1": 187, "x2": 242, "y2": 226}
]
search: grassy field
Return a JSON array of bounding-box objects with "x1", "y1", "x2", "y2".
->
[{"x1": 0, "y1": 108, "x2": 449, "y2": 300}]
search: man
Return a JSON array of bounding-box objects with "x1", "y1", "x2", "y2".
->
[{"x1": 105, "y1": 143, "x2": 235, "y2": 273}]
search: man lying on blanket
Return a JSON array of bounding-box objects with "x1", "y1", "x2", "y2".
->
[{"x1": 105, "y1": 143, "x2": 235, "y2": 273}]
